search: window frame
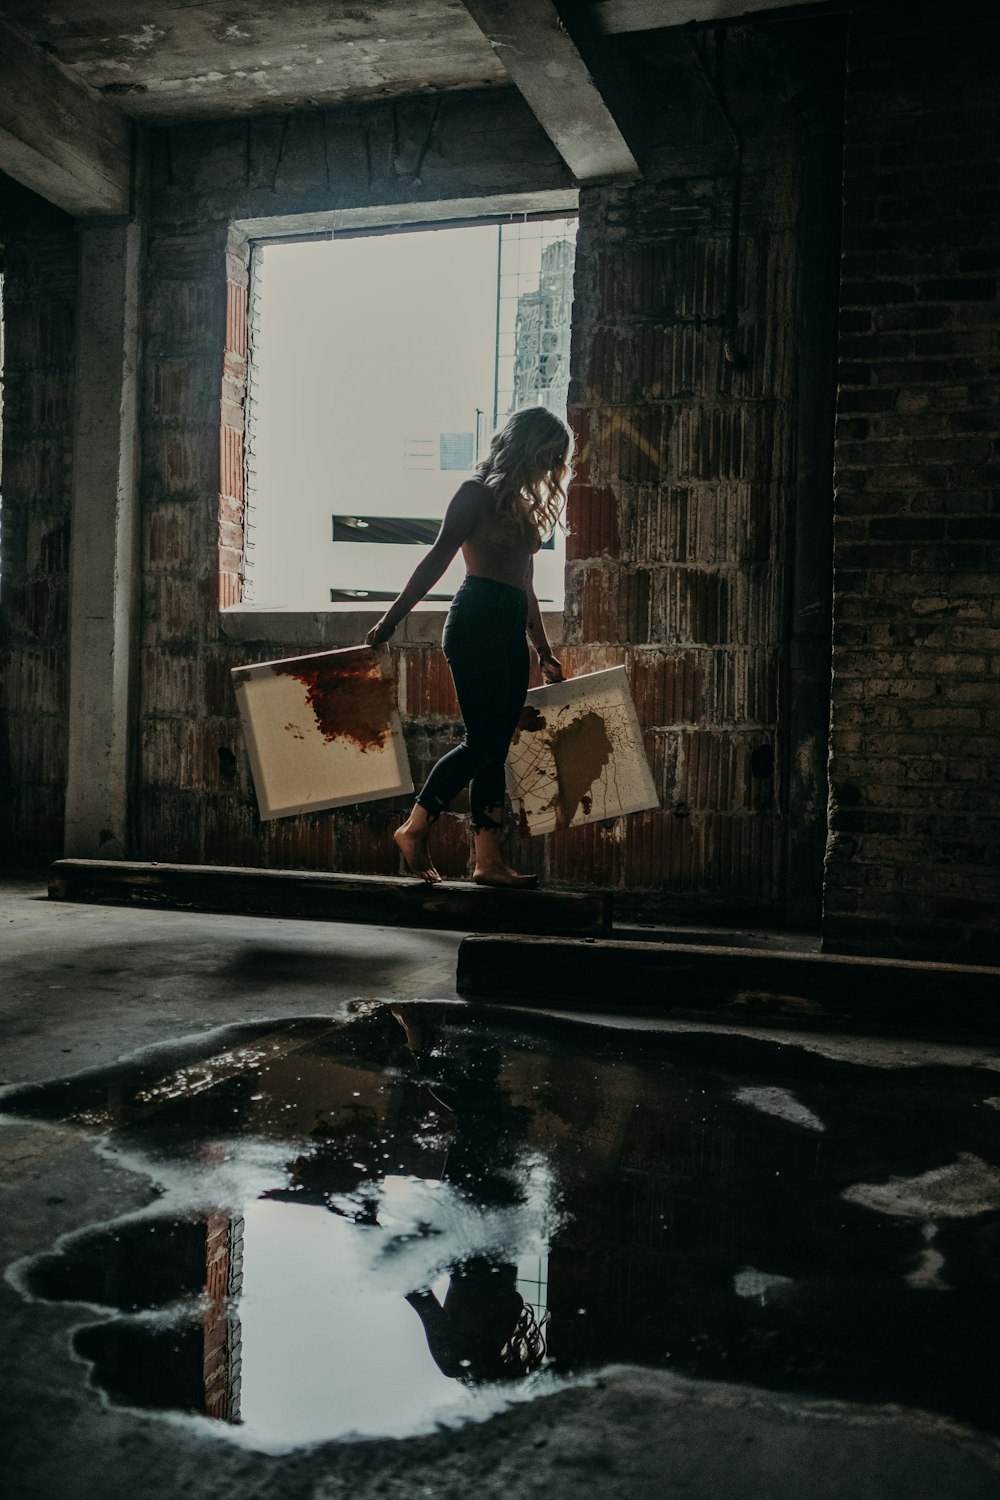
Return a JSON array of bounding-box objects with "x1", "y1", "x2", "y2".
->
[{"x1": 219, "y1": 190, "x2": 577, "y2": 649}]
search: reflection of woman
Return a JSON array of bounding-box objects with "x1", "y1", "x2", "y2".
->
[
  {"x1": 406, "y1": 1262, "x2": 545, "y2": 1383},
  {"x1": 394, "y1": 1007, "x2": 548, "y2": 1383},
  {"x1": 365, "y1": 407, "x2": 573, "y2": 886}
]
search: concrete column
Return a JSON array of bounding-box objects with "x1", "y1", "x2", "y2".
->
[{"x1": 64, "y1": 218, "x2": 142, "y2": 858}]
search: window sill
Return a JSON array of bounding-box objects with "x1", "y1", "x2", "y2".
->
[{"x1": 219, "y1": 605, "x2": 565, "y2": 650}]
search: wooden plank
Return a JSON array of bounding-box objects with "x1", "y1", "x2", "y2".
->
[
  {"x1": 460, "y1": 0, "x2": 639, "y2": 182},
  {"x1": 49, "y1": 859, "x2": 612, "y2": 937},
  {"x1": 0, "y1": 16, "x2": 131, "y2": 216},
  {"x1": 457, "y1": 934, "x2": 1000, "y2": 1039}
]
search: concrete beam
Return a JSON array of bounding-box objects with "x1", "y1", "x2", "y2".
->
[
  {"x1": 460, "y1": 0, "x2": 639, "y2": 181},
  {"x1": 594, "y1": 0, "x2": 835, "y2": 31},
  {"x1": 457, "y1": 935, "x2": 1000, "y2": 1040},
  {"x1": 232, "y1": 188, "x2": 579, "y2": 244},
  {"x1": 64, "y1": 222, "x2": 143, "y2": 859},
  {"x1": 49, "y1": 861, "x2": 613, "y2": 937},
  {"x1": 0, "y1": 15, "x2": 131, "y2": 216}
]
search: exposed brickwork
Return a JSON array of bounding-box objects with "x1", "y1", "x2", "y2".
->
[
  {"x1": 563, "y1": 84, "x2": 814, "y2": 917},
  {"x1": 139, "y1": 218, "x2": 236, "y2": 861},
  {"x1": 220, "y1": 239, "x2": 249, "y2": 609},
  {"x1": 203, "y1": 1212, "x2": 243, "y2": 1422},
  {"x1": 136, "y1": 92, "x2": 568, "y2": 880},
  {"x1": 132, "y1": 46, "x2": 840, "y2": 918},
  {"x1": 825, "y1": 1, "x2": 1000, "y2": 962},
  {"x1": 0, "y1": 176, "x2": 77, "y2": 862}
]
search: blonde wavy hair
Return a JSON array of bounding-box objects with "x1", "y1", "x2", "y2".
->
[{"x1": 477, "y1": 406, "x2": 573, "y2": 540}]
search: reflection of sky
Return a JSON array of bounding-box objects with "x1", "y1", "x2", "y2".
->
[
  {"x1": 238, "y1": 1199, "x2": 466, "y2": 1445},
  {"x1": 238, "y1": 1166, "x2": 556, "y2": 1448},
  {"x1": 247, "y1": 224, "x2": 570, "y2": 611}
]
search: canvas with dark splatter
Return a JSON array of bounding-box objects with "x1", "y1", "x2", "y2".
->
[
  {"x1": 505, "y1": 667, "x2": 659, "y2": 835},
  {"x1": 231, "y1": 646, "x2": 413, "y2": 819}
]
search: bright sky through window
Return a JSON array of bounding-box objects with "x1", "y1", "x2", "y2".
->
[{"x1": 245, "y1": 219, "x2": 577, "y2": 612}]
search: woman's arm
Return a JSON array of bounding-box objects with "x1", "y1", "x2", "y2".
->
[
  {"x1": 364, "y1": 483, "x2": 481, "y2": 646},
  {"x1": 525, "y1": 557, "x2": 564, "y2": 683}
]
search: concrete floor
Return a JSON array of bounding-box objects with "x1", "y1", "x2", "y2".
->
[{"x1": 2, "y1": 876, "x2": 1000, "y2": 1500}]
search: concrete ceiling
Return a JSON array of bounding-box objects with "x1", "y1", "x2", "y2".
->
[
  {"x1": 0, "y1": 1, "x2": 510, "y2": 121},
  {"x1": 0, "y1": 0, "x2": 841, "y2": 124},
  {"x1": 0, "y1": 0, "x2": 844, "y2": 213}
]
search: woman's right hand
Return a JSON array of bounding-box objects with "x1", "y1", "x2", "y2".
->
[{"x1": 365, "y1": 616, "x2": 396, "y2": 648}]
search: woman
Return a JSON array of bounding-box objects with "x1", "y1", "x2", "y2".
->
[{"x1": 365, "y1": 406, "x2": 572, "y2": 886}]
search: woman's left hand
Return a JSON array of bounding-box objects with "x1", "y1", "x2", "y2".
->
[{"x1": 539, "y1": 655, "x2": 564, "y2": 684}]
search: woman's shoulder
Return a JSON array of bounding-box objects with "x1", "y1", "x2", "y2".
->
[
  {"x1": 440, "y1": 476, "x2": 490, "y2": 540},
  {"x1": 451, "y1": 475, "x2": 491, "y2": 515}
]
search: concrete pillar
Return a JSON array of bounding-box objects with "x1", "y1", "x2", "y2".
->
[{"x1": 64, "y1": 218, "x2": 142, "y2": 858}]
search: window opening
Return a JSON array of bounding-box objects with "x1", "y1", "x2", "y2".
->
[{"x1": 244, "y1": 217, "x2": 577, "y2": 612}]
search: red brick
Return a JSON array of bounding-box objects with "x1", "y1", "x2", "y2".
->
[
  {"x1": 566, "y1": 485, "x2": 621, "y2": 560},
  {"x1": 628, "y1": 650, "x2": 705, "y2": 725},
  {"x1": 397, "y1": 648, "x2": 459, "y2": 719}
]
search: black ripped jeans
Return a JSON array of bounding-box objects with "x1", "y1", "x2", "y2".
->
[{"x1": 416, "y1": 575, "x2": 529, "y2": 832}]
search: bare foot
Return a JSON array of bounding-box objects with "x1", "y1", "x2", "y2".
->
[
  {"x1": 394, "y1": 821, "x2": 441, "y2": 883},
  {"x1": 471, "y1": 865, "x2": 539, "y2": 889}
]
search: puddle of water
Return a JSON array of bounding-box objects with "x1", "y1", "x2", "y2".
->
[{"x1": 3, "y1": 1003, "x2": 1000, "y2": 1449}]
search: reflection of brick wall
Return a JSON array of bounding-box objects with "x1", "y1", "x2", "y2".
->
[
  {"x1": 0, "y1": 178, "x2": 78, "y2": 861},
  {"x1": 203, "y1": 1212, "x2": 244, "y2": 1422},
  {"x1": 825, "y1": 1, "x2": 1000, "y2": 963}
]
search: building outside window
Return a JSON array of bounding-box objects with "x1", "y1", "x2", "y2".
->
[{"x1": 244, "y1": 217, "x2": 577, "y2": 612}]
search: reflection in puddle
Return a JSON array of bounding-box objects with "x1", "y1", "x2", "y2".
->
[{"x1": 4, "y1": 1004, "x2": 1000, "y2": 1448}]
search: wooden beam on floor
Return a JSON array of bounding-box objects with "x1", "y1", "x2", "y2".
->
[
  {"x1": 49, "y1": 860, "x2": 612, "y2": 938},
  {"x1": 460, "y1": 0, "x2": 640, "y2": 181},
  {"x1": 457, "y1": 934, "x2": 1000, "y2": 1039},
  {"x1": 0, "y1": 15, "x2": 131, "y2": 216}
]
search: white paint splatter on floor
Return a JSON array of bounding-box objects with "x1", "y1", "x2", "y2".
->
[
  {"x1": 732, "y1": 1086, "x2": 825, "y2": 1132},
  {"x1": 906, "y1": 1224, "x2": 949, "y2": 1292},
  {"x1": 732, "y1": 1266, "x2": 795, "y2": 1303},
  {"x1": 844, "y1": 1153, "x2": 1000, "y2": 1220}
]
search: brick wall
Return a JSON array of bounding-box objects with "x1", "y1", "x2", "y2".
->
[
  {"x1": 135, "y1": 50, "x2": 843, "y2": 919},
  {"x1": 559, "y1": 21, "x2": 841, "y2": 920},
  {"x1": 824, "y1": 1, "x2": 1000, "y2": 962},
  {"x1": 562, "y1": 194, "x2": 793, "y2": 915},
  {"x1": 137, "y1": 89, "x2": 572, "y2": 875},
  {"x1": 0, "y1": 176, "x2": 78, "y2": 863}
]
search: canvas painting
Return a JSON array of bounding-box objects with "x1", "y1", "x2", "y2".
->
[
  {"x1": 506, "y1": 666, "x2": 659, "y2": 836},
  {"x1": 232, "y1": 645, "x2": 413, "y2": 820}
]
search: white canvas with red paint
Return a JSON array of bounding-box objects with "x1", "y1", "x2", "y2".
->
[
  {"x1": 232, "y1": 646, "x2": 413, "y2": 820},
  {"x1": 505, "y1": 666, "x2": 659, "y2": 836}
]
